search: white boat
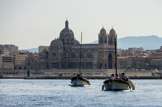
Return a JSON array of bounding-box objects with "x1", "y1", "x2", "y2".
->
[
  {"x1": 71, "y1": 75, "x2": 90, "y2": 86},
  {"x1": 102, "y1": 38, "x2": 135, "y2": 91},
  {"x1": 70, "y1": 32, "x2": 90, "y2": 87}
]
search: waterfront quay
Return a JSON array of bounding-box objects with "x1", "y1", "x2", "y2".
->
[{"x1": 0, "y1": 69, "x2": 161, "y2": 79}]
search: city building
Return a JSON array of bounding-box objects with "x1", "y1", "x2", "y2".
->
[
  {"x1": 14, "y1": 54, "x2": 28, "y2": 69},
  {"x1": 0, "y1": 55, "x2": 14, "y2": 69},
  {"x1": 128, "y1": 47, "x2": 144, "y2": 52},
  {"x1": 0, "y1": 50, "x2": 14, "y2": 69},
  {"x1": 117, "y1": 46, "x2": 162, "y2": 70},
  {"x1": 149, "y1": 47, "x2": 162, "y2": 69},
  {"x1": 26, "y1": 20, "x2": 117, "y2": 70},
  {"x1": 0, "y1": 44, "x2": 18, "y2": 55},
  {"x1": 38, "y1": 46, "x2": 49, "y2": 53}
]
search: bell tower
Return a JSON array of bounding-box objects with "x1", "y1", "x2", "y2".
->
[
  {"x1": 108, "y1": 27, "x2": 117, "y2": 46},
  {"x1": 98, "y1": 27, "x2": 108, "y2": 45},
  {"x1": 108, "y1": 27, "x2": 117, "y2": 69}
]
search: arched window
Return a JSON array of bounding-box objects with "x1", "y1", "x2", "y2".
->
[
  {"x1": 87, "y1": 53, "x2": 91, "y2": 58},
  {"x1": 109, "y1": 38, "x2": 113, "y2": 45},
  {"x1": 45, "y1": 52, "x2": 48, "y2": 58},
  {"x1": 99, "y1": 37, "x2": 103, "y2": 43},
  {"x1": 104, "y1": 38, "x2": 107, "y2": 43},
  {"x1": 81, "y1": 53, "x2": 84, "y2": 58},
  {"x1": 53, "y1": 53, "x2": 56, "y2": 57},
  {"x1": 71, "y1": 53, "x2": 76, "y2": 58}
]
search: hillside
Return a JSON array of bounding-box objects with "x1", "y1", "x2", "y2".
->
[
  {"x1": 27, "y1": 48, "x2": 38, "y2": 53},
  {"x1": 26, "y1": 35, "x2": 162, "y2": 53},
  {"x1": 92, "y1": 35, "x2": 162, "y2": 50}
]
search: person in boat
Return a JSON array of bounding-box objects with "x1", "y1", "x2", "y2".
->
[
  {"x1": 110, "y1": 74, "x2": 115, "y2": 80},
  {"x1": 120, "y1": 72, "x2": 128, "y2": 81},
  {"x1": 104, "y1": 74, "x2": 115, "y2": 84},
  {"x1": 115, "y1": 74, "x2": 121, "y2": 80},
  {"x1": 80, "y1": 73, "x2": 83, "y2": 77},
  {"x1": 77, "y1": 73, "x2": 83, "y2": 78},
  {"x1": 77, "y1": 74, "x2": 80, "y2": 77}
]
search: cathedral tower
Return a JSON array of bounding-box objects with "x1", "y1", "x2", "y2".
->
[
  {"x1": 108, "y1": 28, "x2": 117, "y2": 69},
  {"x1": 98, "y1": 27, "x2": 108, "y2": 45},
  {"x1": 108, "y1": 27, "x2": 117, "y2": 46}
]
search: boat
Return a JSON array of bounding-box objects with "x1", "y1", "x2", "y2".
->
[
  {"x1": 102, "y1": 77, "x2": 135, "y2": 91},
  {"x1": 71, "y1": 32, "x2": 90, "y2": 86},
  {"x1": 102, "y1": 38, "x2": 135, "y2": 91},
  {"x1": 71, "y1": 73, "x2": 90, "y2": 86}
]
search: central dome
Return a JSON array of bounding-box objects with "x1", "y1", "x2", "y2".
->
[{"x1": 59, "y1": 20, "x2": 74, "y2": 40}]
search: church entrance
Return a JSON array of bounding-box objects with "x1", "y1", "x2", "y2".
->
[{"x1": 108, "y1": 53, "x2": 112, "y2": 69}]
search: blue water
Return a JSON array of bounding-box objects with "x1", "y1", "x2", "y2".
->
[{"x1": 0, "y1": 79, "x2": 162, "y2": 107}]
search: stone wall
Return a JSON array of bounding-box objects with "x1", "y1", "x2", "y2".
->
[
  {"x1": 0, "y1": 69, "x2": 154, "y2": 78},
  {"x1": 125, "y1": 71, "x2": 152, "y2": 77}
]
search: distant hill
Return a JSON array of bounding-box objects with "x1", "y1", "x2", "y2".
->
[
  {"x1": 91, "y1": 35, "x2": 162, "y2": 50},
  {"x1": 26, "y1": 35, "x2": 162, "y2": 52},
  {"x1": 26, "y1": 48, "x2": 38, "y2": 53}
]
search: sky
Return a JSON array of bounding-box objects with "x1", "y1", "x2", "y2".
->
[{"x1": 0, "y1": 0, "x2": 162, "y2": 49}]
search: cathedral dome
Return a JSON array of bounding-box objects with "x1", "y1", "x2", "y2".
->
[
  {"x1": 59, "y1": 20, "x2": 74, "y2": 40},
  {"x1": 74, "y1": 39, "x2": 80, "y2": 45},
  {"x1": 50, "y1": 39, "x2": 63, "y2": 46}
]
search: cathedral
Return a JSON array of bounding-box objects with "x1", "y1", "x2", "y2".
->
[{"x1": 28, "y1": 20, "x2": 117, "y2": 70}]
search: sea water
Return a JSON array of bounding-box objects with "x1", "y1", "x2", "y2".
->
[{"x1": 0, "y1": 79, "x2": 162, "y2": 107}]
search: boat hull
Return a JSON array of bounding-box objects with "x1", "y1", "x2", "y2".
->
[
  {"x1": 103, "y1": 79, "x2": 134, "y2": 91},
  {"x1": 104, "y1": 81, "x2": 130, "y2": 91},
  {"x1": 71, "y1": 77, "x2": 90, "y2": 86}
]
